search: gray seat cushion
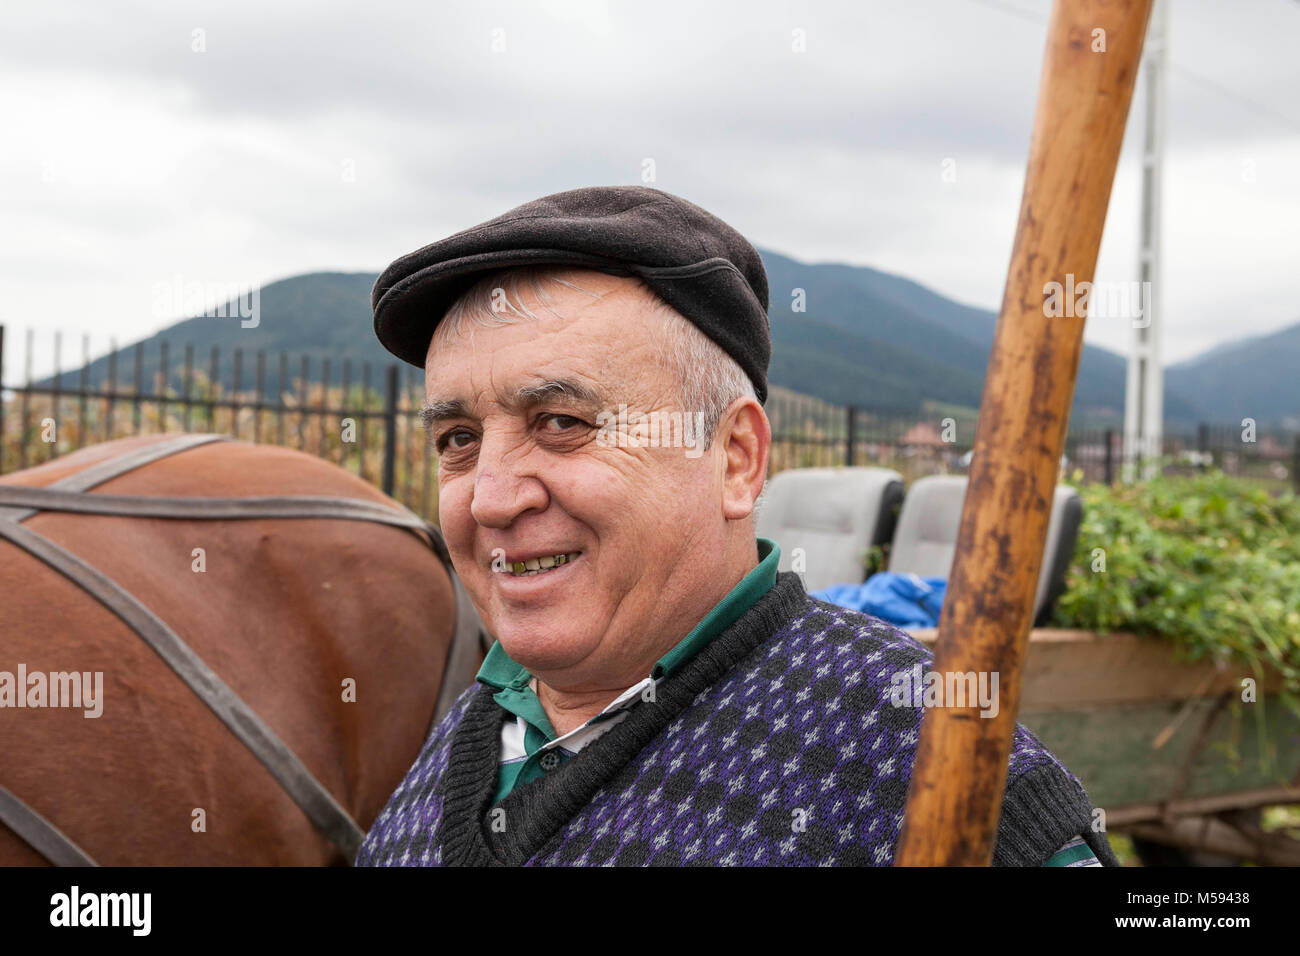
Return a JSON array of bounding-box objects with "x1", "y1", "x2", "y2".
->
[
  {"x1": 887, "y1": 475, "x2": 1081, "y2": 624},
  {"x1": 755, "y1": 467, "x2": 904, "y2": 593}
]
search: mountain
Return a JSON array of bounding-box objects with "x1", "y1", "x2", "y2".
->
[
  {"x1": 1166, "y1": 322, "x2": 1300, "y2": 427},
  {"x1": 758, "y1": 250, "x2": 1199, "y2": 424},
  {"x1": 132, "y1": 271, "x2": 390, "y2": 374},
  {"x1": 44, "y1": 272, "x2": 391, "y2": 397},
  {"x1": 43, "y1": 256, "x2": 1291, "y2": 428}
]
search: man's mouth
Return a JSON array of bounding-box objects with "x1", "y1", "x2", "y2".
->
[{"x1": 500, "y1": 551, "x2": 582, "y2": 577}]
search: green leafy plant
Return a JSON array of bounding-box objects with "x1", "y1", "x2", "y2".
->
[
  {"x1": 860, "y1": 544, "x2": 887, "y2": 579},
  {"x1": 1052, "y1": 468, "x2": 1300, "y2": 718}
]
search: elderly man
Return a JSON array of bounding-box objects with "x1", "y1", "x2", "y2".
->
[{"x1": 356, "y1": 186, "x2": 1116, "y2": 867}]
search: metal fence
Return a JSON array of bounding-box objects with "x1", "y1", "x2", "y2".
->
[
  {"x1": 2, "y1": 326, "x2": 1297, "y2": 520},
  {"x1": 0, "y1": 325, "x2": 439, "y2": 518},
  {"x1": 759, "y1": 386, "x2": 1298, "y2": 492}
]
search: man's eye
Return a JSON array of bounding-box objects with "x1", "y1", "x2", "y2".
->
[
  {"x1": 541, "y1": 414, "x2": 586, "y2": 432},
  {"x1": 438, "y1": 429, "x2": 476, "y2": 451}
]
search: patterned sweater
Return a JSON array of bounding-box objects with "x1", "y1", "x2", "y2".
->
[{"x1": 357, "y1": 571, "x2": 1118, "y2": 866}]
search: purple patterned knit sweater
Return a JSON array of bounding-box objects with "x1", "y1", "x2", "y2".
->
[{"x1": 357, "y1": 572, "x2": 1117, "y2": 866}]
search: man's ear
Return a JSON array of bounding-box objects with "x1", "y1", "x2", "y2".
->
[{"x1": 719, "y1": 398, "x2": 770, "y2": 521}]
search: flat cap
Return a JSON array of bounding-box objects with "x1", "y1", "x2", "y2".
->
[{"x1": 371, "y1": 185, "x2": 771, "y2": 402}]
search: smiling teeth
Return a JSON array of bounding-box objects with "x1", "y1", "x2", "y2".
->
[{"x1": 507, "y1": 552, "x2": 580, "y2": 576}]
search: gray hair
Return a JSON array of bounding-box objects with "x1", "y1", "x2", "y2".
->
[{"x1": 435, "y1": 265, "x2": 757, "y2": 448}]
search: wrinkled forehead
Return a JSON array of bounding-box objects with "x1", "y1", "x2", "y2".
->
[{"x1": 422, "y1": 288, "x2": 674, "y2": 415}]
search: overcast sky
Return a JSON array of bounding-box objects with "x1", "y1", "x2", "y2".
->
[{"x1": 2, "y1": 0, "x2": 1297, "y2": 383}]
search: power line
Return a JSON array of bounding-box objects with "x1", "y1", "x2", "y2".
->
[
  {"x1": 963, "y1": 0, "x2": 1300, "y2": 136},
  {"x1": 1168, "y1": 63, "x2": 1300, "y2": 135},
  {"x1": 963, "y1": 0, "x2": 1041, "y2": 27}
]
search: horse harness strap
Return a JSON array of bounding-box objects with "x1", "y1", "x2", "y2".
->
[
  {"x1": 0, "y1": 434, "x2": 480, "y2": 866},
  {"x1": 0, "y1": 485, "x2": 440, "y2": 535},
  {"x1": 0, "y1": 432, "x2": 227, "y2": 524},
  {"x1": 0, "y1": 785, "x2": 98, "y2": 867}
]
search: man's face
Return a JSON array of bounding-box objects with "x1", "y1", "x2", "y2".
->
[{"x1": 424, "y1": 271, "x2": 735, "y2": 691}]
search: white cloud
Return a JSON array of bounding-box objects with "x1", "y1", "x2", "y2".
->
[{"x1": 0, "y1": 0, "x2": 1296, "y2": 384}]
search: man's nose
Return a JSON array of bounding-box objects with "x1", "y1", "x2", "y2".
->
[{"x1": 469, "y1": 433, "x2": 548, "y2": 528}]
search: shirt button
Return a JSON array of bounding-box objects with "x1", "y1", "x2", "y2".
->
[{"x1": 539, "y1": 751, "x2": 561, "y2": 771}]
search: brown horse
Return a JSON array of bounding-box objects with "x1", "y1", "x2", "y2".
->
[{"x1": 0, "y1": 434, "x2": 482, "y2": 865}]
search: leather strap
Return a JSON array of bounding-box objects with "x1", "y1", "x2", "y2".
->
[
  {"x1": 0, "y1": 433, "x2": 227, "y2": 524},
  {"x1": 0, "y1": 785, "x2": 98, "y2": 867},
  {"x1": 0, "y1": 485, "x2": 433, "y2": 538}
]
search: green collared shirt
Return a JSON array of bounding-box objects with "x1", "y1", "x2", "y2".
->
[{"x1": 477, "y1": 538, "x2": 780, "y2": 802}]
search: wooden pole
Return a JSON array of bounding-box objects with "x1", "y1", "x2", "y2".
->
[{"x1": 896, "y1": 0, "x2": 1154, "y2": 866}]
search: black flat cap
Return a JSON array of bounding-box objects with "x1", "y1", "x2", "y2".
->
[{"x1": 371, "y1": 185, "x2": 771, "y2": 402}]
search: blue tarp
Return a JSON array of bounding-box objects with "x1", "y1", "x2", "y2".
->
[{"x1": 812, "y1": 572, "x2": 947, "y2": 628}]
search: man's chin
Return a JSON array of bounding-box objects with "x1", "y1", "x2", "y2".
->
[{"x1": 492, "y1": 627, "x2": 597, "y2": 674}]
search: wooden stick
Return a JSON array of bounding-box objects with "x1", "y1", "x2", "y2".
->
[
  {"x1": 896, "y1": 0, "x2": 1154, "y2": 866},
  {"x1": 1125, "y1": 816, "x2": 1300, "y2": 867},
  {"x1": 1106, "y1": 786, "x2": 1300, "y2": 828}
]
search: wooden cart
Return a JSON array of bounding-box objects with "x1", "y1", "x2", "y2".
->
[{"x1": 910, "y1": 627, "x2": 1300, "y2": 865}]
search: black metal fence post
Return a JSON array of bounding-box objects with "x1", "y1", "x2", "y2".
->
[
  {"x1": 382, "y1": 364, "x2": 399, "y2": 496},
  {"x1": 358, "y1": 362, "x2": 369, "y2": 478},
  {"x1": 1293, "y1": 434, "x2": 1300, "y2": 496},
  {"x1": 78, "y1": 333, "x2": 89, "y2": 453},
  {"x1": 106, "y1": 342, "x2": 118, "y2": 438},
  {"x1": 845, "y1": 405, "x2": 858, "y2": 467},
  {"x1": 132, "y1": 343, "x2": 143, "y2": 434},
  {"x1": 183, "y1": 345, "x2": 194, "y2": 432},
  {"x1": 159, "y1": 340, "x2": 169, "y2": 434},
  {"x1": 276, "y1": 353, "x2": 287, "y2": 447},
  {"x1": 50, "y1": 331, "x2": 61, "y2": 458},
  {"x1": 1103, "y1": 428, "x2": 1114, "y2": 485},
  {"x1": 232, "y1": 349, "x2": 243, "y2": 440}
]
